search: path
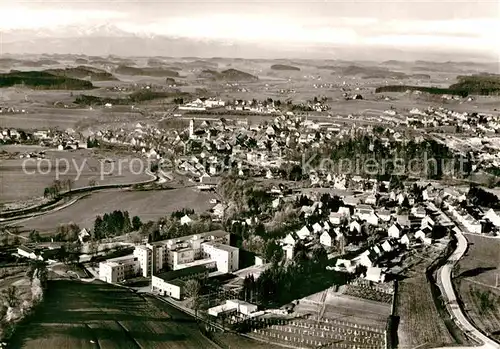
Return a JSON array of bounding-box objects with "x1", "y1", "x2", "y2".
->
[{"x1": 433, "y1": 223, "x2": 500, "y2": 349}]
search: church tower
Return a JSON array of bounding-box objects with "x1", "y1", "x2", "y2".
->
[{"x1": 189, "y1": 119, "x2": 194, "y2": 139}]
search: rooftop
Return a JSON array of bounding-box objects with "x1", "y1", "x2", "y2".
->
[
  {"x1": 203, "y1": 242, "x2": 239, "y2": 253},
  {"x1": 154, "y1": 264, "x2": 211, "y2": 282},
  {"x1": 150, "y1": 230, "x2": 229, "y2": 247}
]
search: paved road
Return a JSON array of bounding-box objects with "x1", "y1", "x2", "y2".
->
[{"x1": 435, "y1": 224, "x2": 500, "y2": 349}]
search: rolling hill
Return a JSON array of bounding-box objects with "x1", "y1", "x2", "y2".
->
[
  {"x1": 270, "y1": 64, "x2": 300, "y2": 71},
  {"x1": 115, "y1": 65, "x2": 180, "y2": 77},
  {"x1": 331, "y1": 65, "x2": 430, "y2": 80},
  {"x1": 0, "y1": 71, "x2": 94, "y2": 90},
  {"x1": 45, "y1": 66, "x2": 118, "y2": 81},
  {"x1": 198, "y1": 68, "x2": 258, "y2": 81}
]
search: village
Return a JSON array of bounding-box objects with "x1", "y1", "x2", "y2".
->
[{"x1": 5, "y1": 94, "x2": 500, "y2": 348}]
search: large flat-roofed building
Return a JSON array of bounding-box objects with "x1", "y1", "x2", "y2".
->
[
  {"x1": 136, "y1": 230, "x2": 233, "y2": 275},
  {"x1": 133, "y1": 245, "x2": 152, "y2": 277},
  {"x1": 151, "y1": 263, "x2": 216, "y2": 299},
  {"x1": 99, "y1": 255, "x2": 140, "y2": 283},
  {"x1": 201, "y1": 242, "x2": 239, "y2": 273}
]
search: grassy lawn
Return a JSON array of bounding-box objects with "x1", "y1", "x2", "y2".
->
[
  {"x1": 454, "y1": 234, "x2": 500, "y2": 342},
  {"x1": 8, "y1": 280, "x2": 218, "y2": 349}
]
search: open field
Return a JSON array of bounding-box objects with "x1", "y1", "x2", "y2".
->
[
  {"x1": 395, "y1": 276, "x2": 455, "y2": 349},
  {"x1": 0, "y1": 147, "x2": 153, "y2": 204},
  {"x1": 15, "y1": 187, "x2": 216, "y2": 233},
  {"x1": 454, "y1": 234, "x2": 500, "y2": 341},
  {"x1": 7, "y1": 280, "x2": 218, "y2": 349}
]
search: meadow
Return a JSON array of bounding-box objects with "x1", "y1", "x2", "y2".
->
[
  {"x1": 0, "y1": 148, "x2": 154, "y2": 205},
  {"x1": 16, "y1": 187, "x2": 216, "y2": 234}
]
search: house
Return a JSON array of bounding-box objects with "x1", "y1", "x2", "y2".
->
[
  {"x1": 364, "y1": 267, "x2": 385, "y2": 283},
  {"x1": 355, "y1": 249, "x2": 378, "y2": 268},
  {"x1": 338, "y1": 206, "x2": 351, "y2": 218},
  {"x1": 396, "y1": 215, "x2": 410, "y2": 228},
  {"x1": 17, "y1": 246, "x2": 42, "y2": 261},
  {"x1": 208, "y1": 299, "x2": 258, "y2": 317},
  {"x1": 484, "y1": 209, "x2": 500, "y2": 227},
  {"x1": 319, "y1": 231, "x2": 335, "y2": 248},
  {"x1": 312, "y1": 222, "x2": 324, "y2": 233},
  {"x1": 400, "y1": 234, "x2": 410, "y2": 246},
  {"x1": 329, "y1": 212, "x2": 343, "y2": 225},
  {"x1": 180, "y1": 215, "x2": 193, "y2": 226},
  {"x1": 78, "y1": 228, "x2": 90, "y2": 244},
  {"x1": 355, "y1": 204, "x2": 374, "y2": 217},
  {"x1": 377, "y1": 209, "x2": 392, "y2": 222},
  {"x1": 282, "y1": 232, "x2": 299, "y2": 246},
  {"x1": 415, "y1": 230, "x2": 432, "y2": 245},
  {"x1": 212, "y1": 203, "x2": 224, "y2": 220},
  {"x1": 350, "y1": 221, "x2": 362, "y2": 234},
  {"x1": 334, "y1": 259, "x2": 356, "y2": 273},
  {"x1": 365, "y1": 194, "x2": 377, "y2": 205},
  {"x1": 421, "y1": 216, "x2": 435, "y2": 228},
  {"x1": 388, "y1": 223, "x2": 402, "y2": 239},
  {"x1": 381, "y1": 240, "x2": 393, "y2": 253},
  {"x1": 411, "y1": 207, "x2": 426, "y2": 218},
  {"x1": 296, "y1": 225, "x2": 312, "y2": 239}
]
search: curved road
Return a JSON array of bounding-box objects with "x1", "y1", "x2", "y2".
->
[{"x1": 435, "y1": 224, "x2": 500, "y2": 349}]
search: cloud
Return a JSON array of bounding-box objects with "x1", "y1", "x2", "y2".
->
[
  {"x1": 0, "y1": 6, "x2": 127, "y2": 30},
  {"x1": 117, "y1": 15, "x2": 360, "y2": 45}
]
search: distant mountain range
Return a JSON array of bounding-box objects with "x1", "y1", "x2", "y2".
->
[{"x1": 0, "y1": 25, "x2": 497, "y2": 62}]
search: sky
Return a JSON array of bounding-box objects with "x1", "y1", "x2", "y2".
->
[{"x1": 0, "y1": 0, "x2": 498, "y2": 56}]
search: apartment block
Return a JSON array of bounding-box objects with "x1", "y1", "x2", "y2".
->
[
  {"x1": 201, "y1": 242, "x2": 239, "y2": 273},
  {"x1": 99, "y1": 255, "x2": 140, "y2": 283},
  {"x1": 133, "y1": 245, "x2": 152, "y2": 277},
  {"x1": 137, "y1": 230, "x2": 232, "y2": 275}
]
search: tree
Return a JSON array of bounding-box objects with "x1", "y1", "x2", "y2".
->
[
  {"x1": 89, "y1": 239, "x2": 99, "y2": 257},
  {"x1": 29, "y1": 230, "x2": 41, "y2": 243},
  {"x1": 132, "y1": 216, "x2": 143, "y2": 231},
  {"x1": 2, "y1": 286, "x2": 20, "y2": 308},
  {"x1": 184, "y1": 279, "x2": 202, "y2": 318},
  {"x1": 65, "y1": 178, "x2": 73, "y2": 192},
  {"x1": 26, "y1": 261, "x2": 48, "y2": 289}
]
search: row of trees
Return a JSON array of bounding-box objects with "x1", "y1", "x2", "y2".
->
[
  {"x1": 43, "y1": 179, "x2": 73, "y2": 199},
  {"x1": 93, "y1": 210, "x2": 142, "y2": 239}
]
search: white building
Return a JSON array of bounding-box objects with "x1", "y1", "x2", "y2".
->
[
  {"x1": 136, "y1": 230, "x2": 233, "y2": 275},
  {"x1": 17, "y1": 246, "x2": 42, "y2": 261},
  {"x1": 133, "y1": 245, "x2": 152, "y2": 277},
  {"x1": 151, "y1": 264, "x2": 212, "y2": 299},
  {"x1": 484, "y1": 209, "x2": 500, "y2": 228},
  {"x1": 208, "y1": 299, "x2": 258, "y2": 317},
  {"x1": 99, "y1": 255, "x2": 140, "y2": 283},
  {"x1": 319, "y1": 231, "x2": 335, "y2": 248},
  {"x1": 201, "y1": 242, "x2": 239, "y2": 273}
]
